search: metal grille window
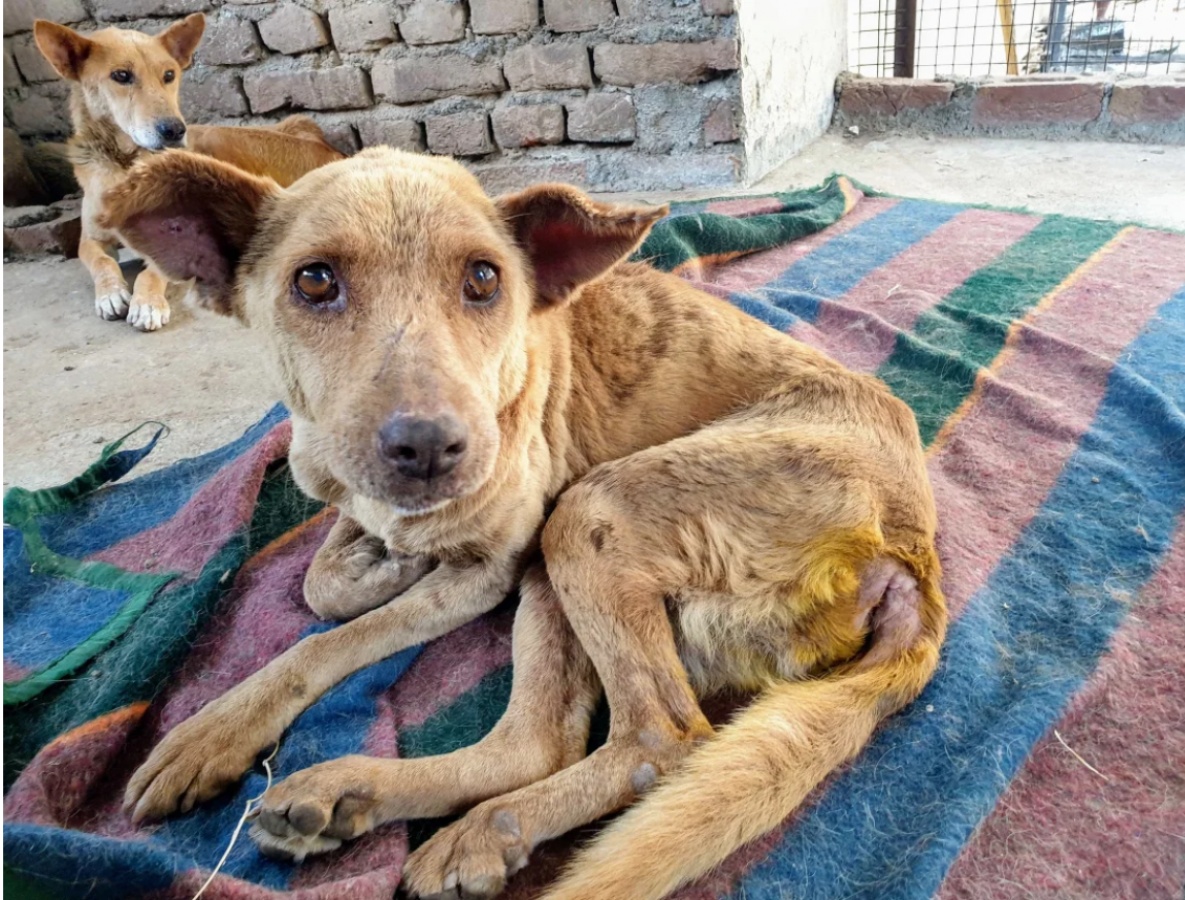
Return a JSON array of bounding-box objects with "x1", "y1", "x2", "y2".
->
[{"x1": 850, "y1": 0, "x2": 1185, "y2": 77}]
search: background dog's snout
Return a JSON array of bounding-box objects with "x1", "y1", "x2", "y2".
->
[
  {"x1": 378, "y1": 413, "x2": 468, "y2": 481},
  {"x1": 155, "y1": 118, "x2": 186, "y2": 144}
]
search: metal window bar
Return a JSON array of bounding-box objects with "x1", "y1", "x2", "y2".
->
[{"x1": 849, "y1": 0, "x2": 1184, "y2": 77}]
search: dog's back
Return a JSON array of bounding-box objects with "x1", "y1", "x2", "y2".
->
[{"x1": 189, "y1": 117, "x2": 344, "y2": 188}]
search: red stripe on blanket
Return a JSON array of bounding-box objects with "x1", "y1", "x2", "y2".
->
[
  {"x1": 704, "y1": 197, "x2": 788, "y2": 218},
  {"x1": 936, "y1": 518, "x2": 1185, "y2": 900},
  {"x1": 803, "y1": 209, "x2": 1041, "y2": 373},
  {"x1": 4, "y1": 702, "x2": 149, "y2": 829},
  {"x1": 92, "y1": 421, "x2": 293, "y2": 576},
  {"x1": 149, "y1": 866, "x2": 403, "y2": 900},
  {"x1": 148, "y1": 512, "x2": 332, "y2": 730},
  {"x1": 389, "y1": 606, "x2": 516, "y2": 731},
  {"x1": 928, "y1": 227, "x2": 1185, "y2": 615}
]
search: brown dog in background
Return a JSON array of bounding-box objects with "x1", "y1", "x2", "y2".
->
[
  {"x1": 102, "y1": 147, "x2": 946, "y2": 900},
  {"x1": 34, "y1": 14, "x2": 343, "y2": 331}
]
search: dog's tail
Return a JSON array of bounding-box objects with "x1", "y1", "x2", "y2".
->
[{"x1": 541, "y1": 553, "x2": 946, "y2": 900}]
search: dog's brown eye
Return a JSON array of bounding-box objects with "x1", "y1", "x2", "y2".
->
[
  {"x1": 463, "y1": 261, "x2": 499, "y2": 306},
  {"x1": 294, "y1": 263, "x2": 340, "y2": 306},
  {"x1": 163, "y1": 70, "x2": 176, "y2": 84},
  {"x1": 111, "y1": 69, "x2": 134, "y2": 85}
]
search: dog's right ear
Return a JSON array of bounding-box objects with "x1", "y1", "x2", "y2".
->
[
  {"x1": 498, "y1": 184, "x2": 668, "y2": 306},
  {"x1": 34, "y1": 21, "x2": 94, "y2": 81},
  {"x1": 100, "y1": 151, "x2": 278, "y2": 317}
]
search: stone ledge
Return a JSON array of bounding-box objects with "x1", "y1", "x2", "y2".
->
[
  {"x1": 834, "y1": 74, "x2": 1185, "y2": 144},
  {"x1": 3, "y1": 198, "x2": 81, "y2": 257},
  {"x1": 838, "y1": 78, "x2": 955, "y2": 118}
]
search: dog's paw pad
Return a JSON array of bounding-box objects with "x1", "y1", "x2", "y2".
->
[
  {"x1": 251, "y1": 762, "x2": 381, "y2": 859},
  {"x1": 95, "y1": 288, "x2": 131, "y2": 320},
  {"x1": 250, "y1": 822, "x2": 342, "y2": 863}
]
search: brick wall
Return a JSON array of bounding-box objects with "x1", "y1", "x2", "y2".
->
[{"x1": 2, "y1": 0, "x2": 744, "y2": 192}]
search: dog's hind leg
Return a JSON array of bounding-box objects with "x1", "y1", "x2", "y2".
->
[
  {"x1": 127, "y1": 261, "x2": 171, "y2": 331},
  {"x1": 80, "y1": 236, "x2": 129, "y2": 320},
  {"x1": 250, "y1": 564, "x2": 601, "y2": 860}
]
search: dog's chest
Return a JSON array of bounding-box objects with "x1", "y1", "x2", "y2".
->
[{"x1": 76, "y1": 160, "x2": 136, "y2": 242}]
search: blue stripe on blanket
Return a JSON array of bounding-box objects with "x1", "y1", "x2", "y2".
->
[
  {"x1": 759, "y1": 200, "x2": 963, "y2": 322},
  {"x1": 154, "y1": 631, "x2": 422, "y2": 889},
  {"x1": 726, "y1": 201, "x2": 962, "y2": 329}
]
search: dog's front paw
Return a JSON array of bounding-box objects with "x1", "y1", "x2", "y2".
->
[
  {"x1": 250, "y1": 756, "x2": 384, "y2": 862},
  {"x1": 125, "y1": 705, "x2": 272, "y2": 823},
  {"x1": 305, "y1": 539, "x2": 432, "y2": 620},
  {"x1": 127, "y1": 293, "x2": 170, "y2": 331},
  {"x1": 95, "y1": 286, "x2": 131, "y2": 320},
  {"x1": 404, "y1": 806, "x2": 530, "y2": 900}
]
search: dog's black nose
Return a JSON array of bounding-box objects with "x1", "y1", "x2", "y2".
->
[
  {"x1": 155, "y1": 118, "x2": 186, "y2": 143},
  {"x1": 378, "y1": 414, "x2": 468, "y2": 481}
]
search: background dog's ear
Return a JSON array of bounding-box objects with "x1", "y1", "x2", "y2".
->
[
  {"x1": 498, "y1": 184, "x2": 668, "y2": 306},
  {"x1": 157, "y1": 13, "x2": 205, "y2": 68},
  {"x1": 100, "y1": 151, "x2": 278, "y2": 317},
  {"x1": 33, "y1": 21, "x2": 94, "y2": 82}
]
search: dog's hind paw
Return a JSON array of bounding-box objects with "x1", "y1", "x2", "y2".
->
[
  {"x1": 403, "y1": 805, "x2": 530, "y2": 900},
  {"x1": 95, "y1": 287, "x2": 130, "y2": 320},
  {"x1": 127, "y1": 295, "x2": 170, "y2": 331}
]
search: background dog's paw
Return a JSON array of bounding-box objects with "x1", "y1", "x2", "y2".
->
[
  {"x1": 404, "y1": 807, "x2": 530, "y2": 900},
  {"x1": 127, "y1": 295, "x2": 170, "y2": 331},
  {"x1": 95, "y1": 287, "x2": 130, "y2": 320}
]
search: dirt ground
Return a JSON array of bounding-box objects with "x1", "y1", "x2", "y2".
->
[{"x1": 5, "y1": 133, "x2": 1184, "y2": 490}]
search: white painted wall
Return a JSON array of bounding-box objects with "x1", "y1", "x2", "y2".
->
[{"x1": 737, "y1": 0, "x2": 849, "y2": 183}]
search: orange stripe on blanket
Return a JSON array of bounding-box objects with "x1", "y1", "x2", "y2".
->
[
  {"x1": 672, "y1": 248, "x2": 754, "y2": 280},
  {"x1": 44, "y1": 701, "x2": 150, "y2": 751},
  {"x1": 238, "y1": 505, "x2": 336, "y2": 575},
  {"x1": 838, "y1": 175, "x2": 860, "y2": 214}
]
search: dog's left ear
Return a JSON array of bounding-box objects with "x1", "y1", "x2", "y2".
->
[
  {"x1": 101, "y1": 150, "x2": 278, "y2": 317},
  {"x1": 157, "y1": 13, "x2": 205, "y2": 69},
  {"x1": 498, "y1": 184, "x2": 667, "y2": 306}
]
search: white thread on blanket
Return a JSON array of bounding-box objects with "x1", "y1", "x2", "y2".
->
[
  {"x1": 1053, "y1": 729, "x2": 1109, "y2": 782},
  {"x1": 191, "y1": 741, "x2": 281, "y2": 900}
]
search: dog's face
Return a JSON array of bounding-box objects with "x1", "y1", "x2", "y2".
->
[
  {"x1": 101, "y1": 148, "x2": 665, "y2": 516},
  {"x1": 34, "y1": 15, "x2": 204, "y2": 151}
]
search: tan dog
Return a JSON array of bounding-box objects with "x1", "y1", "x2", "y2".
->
[
  {"x1": 102, "y1": 148, "x2": 946, "y2": 900},
  {"x1": 34, "y1": 15, "x2": 343, "y2": 331}
]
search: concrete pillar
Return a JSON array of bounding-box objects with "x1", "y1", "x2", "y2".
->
[{"x1": 737, "y1": 0, "x2": 848, "y2": 183}]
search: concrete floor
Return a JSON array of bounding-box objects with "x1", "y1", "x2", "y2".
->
[{"x1": 5, "y1": 134, "x2": 1184, "y2": 490}]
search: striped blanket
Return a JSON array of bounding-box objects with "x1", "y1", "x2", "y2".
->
[{"x1": 5, "y1": 176, "x2": 1184, "y2": 900}]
